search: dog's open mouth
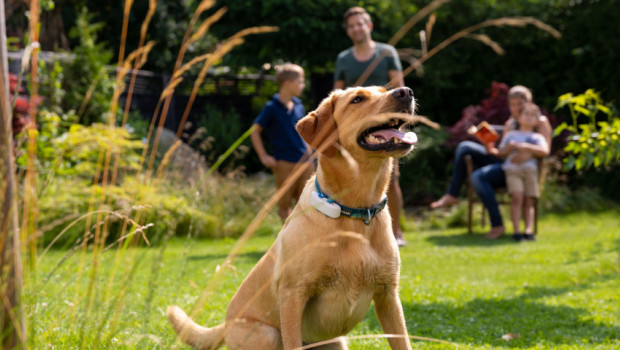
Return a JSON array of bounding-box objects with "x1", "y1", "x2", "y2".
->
[{"x1": 357, "y1": 117, "x2": 418, "y2": 152}]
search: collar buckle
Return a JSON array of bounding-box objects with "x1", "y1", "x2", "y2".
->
[{"x1": 364, "y1": 208, "x2": 372, "y2": 225}]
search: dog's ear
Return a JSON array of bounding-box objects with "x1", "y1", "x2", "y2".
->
[{"x1": 296, "y1": 94, "x2": 338, "y2": 157}]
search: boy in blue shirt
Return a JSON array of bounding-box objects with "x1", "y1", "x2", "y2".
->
[{"x1": 251, "y1": 63, "x2": 314, "y2": 222}]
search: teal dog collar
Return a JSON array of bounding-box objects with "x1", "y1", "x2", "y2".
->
[{"x1": 311, "y1": 178, "x2": 388, "y2": 225}]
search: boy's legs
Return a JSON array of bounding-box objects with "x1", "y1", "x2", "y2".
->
[
  {"x1": 273, "y1": 160, "x2": 298, "y2": 222},
  {"x1": 509, "y1": 192, "x2": 524, "y2": 234},
  {"x1": 523, "y1": 196, "x2": 535, "y2": 234},
  {"x1": 505, "y1": 168, "x2": 525, "y2": 234}
]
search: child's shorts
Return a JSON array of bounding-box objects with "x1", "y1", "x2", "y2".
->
[
  {"x1": 273, "y1": 159, "x2": 314, "y2": 208},
  {"x1": 505, "y1": 167, "x2": 539, "y2": 197}
]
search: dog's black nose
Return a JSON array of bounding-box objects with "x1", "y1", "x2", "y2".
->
[{"x1": 391, "y1": 87, "x2": 414, "y2": 102}]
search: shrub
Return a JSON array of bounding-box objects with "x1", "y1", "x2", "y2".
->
[
  {"x1": 37, "y1": 173, "x2": 280, "y2": 249},
  {"x1": 17, "y1": 120, "x2": 144, "y2": 183},
  {"x1": 554, "y1": 89, "x2": 620, "y2": 170},
  {"x1": 188, "y1": 104, "x2": 256, "y2": 173}
]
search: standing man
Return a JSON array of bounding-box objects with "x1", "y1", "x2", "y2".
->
[{"x1": 334, "y1": 6, "x2": 408, "y2": 246}]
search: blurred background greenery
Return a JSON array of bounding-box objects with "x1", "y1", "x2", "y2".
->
[{"x1": 6, "y1": 0, "x2": 620, "y2": 241}]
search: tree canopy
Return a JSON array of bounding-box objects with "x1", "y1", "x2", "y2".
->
[{"x1": 7, "y1": 0, "x2": 620, "y2": 125}]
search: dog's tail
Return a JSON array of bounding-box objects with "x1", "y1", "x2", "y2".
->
[{"x1": 167, "y1": 305, "x2": 225, "y2": 350}]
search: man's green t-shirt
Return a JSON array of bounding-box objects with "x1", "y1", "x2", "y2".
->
[{"x1": 334, "y1": 42, "x2": 402, "y2": 87}]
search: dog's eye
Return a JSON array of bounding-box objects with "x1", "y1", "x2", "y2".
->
[{"x1": 351, "y1": 96, "x2": 364, "y2": 104}]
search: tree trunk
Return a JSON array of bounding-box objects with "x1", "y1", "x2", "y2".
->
[{"x1": 40, "y1": 5, "x2": 70, "y2": 51}]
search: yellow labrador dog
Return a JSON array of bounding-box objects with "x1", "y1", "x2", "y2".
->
[{"x1": 168, "y1": 86, "x2": 417, "y2": 350}]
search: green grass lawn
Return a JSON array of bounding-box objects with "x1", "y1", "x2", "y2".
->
[{"x1": 27, "y1": 209, "x2": 619, "y2": 349}]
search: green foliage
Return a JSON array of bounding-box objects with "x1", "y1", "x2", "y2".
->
[
  {"x1": 207, "y1": 0, "x2": 619, "y2": 127},
  {"x1": 554, "y1": 89, "x2": 620, "y2": 170},
  {"x1": 53, "y1": 123, "x2": 144, "y2": 179},
  {"x1": 399, "y1": 125, "x2": 450, "y2": 204},
  {"x1": 540, "y1": 180, "x2": 620, "y2": 213},
  {"x1": 62, "y1": 0, "x2": 219, "y2": 73},
  {"x1": 62, "y1": 7, "x2": 115, "y2": 125},
  {"x1": 190, "y1": 104, "x2": 254, "y2": 172},
  {"x1": 15, "y1": 109, "x2": 75, "y2": 175},
  {"x1": 37, "y1": 173, "x2": 280, "y2": 248},
  {"x1": 209, "y1": 0, "x2": 350, "y2": 70},
  {"x1": 38, "y1": 59, "x2": 65, "y2": 114},
  {"x1": 10, "y1": 0, "x2": 619, "y2": 128},
  {"x1": 18, "y1": 119, "x2": 143, "y2": 182},
  {"x1": 6, "y1": 36, "x2": 20, "y2": 51},
  {"x1": 37, "y1": 178, "x2": 216, "y2": 248},
  {"x1": 40, "y1": 0, "x2": 55, "y2": 11}
]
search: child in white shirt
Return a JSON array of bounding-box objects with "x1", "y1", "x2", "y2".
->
[{"x1": 487, "y1": 103, "x2": 549, "y2": 241}]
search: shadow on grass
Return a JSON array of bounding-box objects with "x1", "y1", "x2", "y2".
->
[
  {"x1": 425, "y1": 231, "x2": 519, "y2": 247},
  {"x1": 363, "y1": 284, "x2": 619, "y2": 348}
]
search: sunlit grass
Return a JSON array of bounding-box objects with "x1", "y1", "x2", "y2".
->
[{"x1": 27, "y1": 208, "x2": 619, "y2": 349}]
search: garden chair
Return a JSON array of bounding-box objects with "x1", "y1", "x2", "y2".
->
[{"x1": 465, "y1": 126, "x2": 550, "y2": 235}]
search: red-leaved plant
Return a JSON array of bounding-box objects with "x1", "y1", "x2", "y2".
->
[{"x1": 9, "y1": 73, "x2": 32, "y2": 137}]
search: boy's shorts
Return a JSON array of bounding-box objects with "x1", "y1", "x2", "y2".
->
[
  {"x1": 273, "y1": 159, "x2": 315, "y2": 210},
  {"x1": 505, "y1": 167, "x2": 539, "y2": 197}
]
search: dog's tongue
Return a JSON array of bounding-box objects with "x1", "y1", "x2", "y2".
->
[{"x1": 371, "y1": 129, "x2": 418, "y2": 144}]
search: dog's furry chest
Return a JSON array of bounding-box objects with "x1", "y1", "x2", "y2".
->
[
  {"x1": 300, "y1": 235, "x2": 398, "y2": 342},
  {"x1": 311, "y1": 241, "x2": 394, "y2": 293}
]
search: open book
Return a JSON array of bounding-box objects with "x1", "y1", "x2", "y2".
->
[{"x1": 467, "y1": 121, "x2": 499, "y2": 145}]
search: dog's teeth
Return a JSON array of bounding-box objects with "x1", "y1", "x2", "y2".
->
[{"x1": 366, "y1": 134, "x2": 388, "y2": 144}]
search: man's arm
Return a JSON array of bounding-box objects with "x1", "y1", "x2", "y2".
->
[{"x1": 537, "y1": 116, "x2": 553, "y2": 146}]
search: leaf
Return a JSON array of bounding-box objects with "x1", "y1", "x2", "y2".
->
[
  {"x1": 554, "y1": 122, "x2": 568, "y2": 136},
  {"x1": 575, "y1": 156, "x2": 584, "y2": 170},
  {"x1": 574, "y1": 104, "x2": 592, "y2": 117},
  {"x1": 596, "y1": 104, "x2": 612, "y2": 116},
  {"x1": 578, "y1": 124, "x2": 591, "y2": 133},
  {"x1": 557, "y1": 92, "x2": 574, "y2": 103},
  {"x1": 570, "y1": 95, "x2": 587, "y2": 107},
  {"x1": 594, "y1": 154, "x2": 602, "y2": 168},
  {"x1": 584, "y1": 88, "x2": 602, "y2": 103}
]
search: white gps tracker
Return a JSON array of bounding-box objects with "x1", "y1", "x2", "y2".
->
[{"x1": 310, "y1": 190, "x2": 341, "y2": 218}]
